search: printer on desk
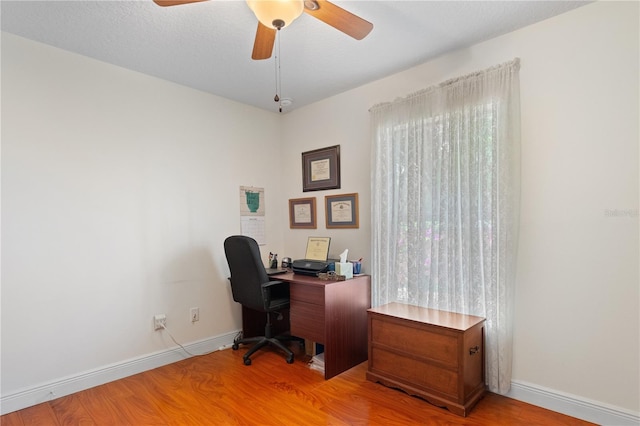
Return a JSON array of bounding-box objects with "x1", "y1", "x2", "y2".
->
[
  {"x1": 292, "y1": 236, "x2": 332, "y2": 276},
  {"x1": 292, "y1": 259, "x2": 330, "y2": 276}
]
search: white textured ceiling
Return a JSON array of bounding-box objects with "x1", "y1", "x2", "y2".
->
[{"x1": 2, "y1": 0, "x2": 589, "y2": 113}]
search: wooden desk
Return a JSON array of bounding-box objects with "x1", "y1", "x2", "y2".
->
[{"x1": 243, "y1": 272, "x2": 371, "y2": 379}]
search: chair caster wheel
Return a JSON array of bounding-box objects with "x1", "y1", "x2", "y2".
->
[
  {"x1": 243, "y1": 358, "x2": 252, "y2": 366},
  {"x1": 232, "y1": 343, "x2": 239, "y2": 350},
  {"x1": 286, "y1": 355, "x2": 294, "y2": 364}
]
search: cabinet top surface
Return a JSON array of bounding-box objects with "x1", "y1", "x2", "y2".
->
[{"x1": 368, "y1": 302, "x2": 485, "y2": 331}]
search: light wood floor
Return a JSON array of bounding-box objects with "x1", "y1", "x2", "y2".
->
[{"x1": 2, "y1": 344, "x2": 594, "y2": 425}]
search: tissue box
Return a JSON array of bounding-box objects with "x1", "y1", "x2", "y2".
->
[{"x1": 335, "y1": 262, "x2": 353, "y2": 279}]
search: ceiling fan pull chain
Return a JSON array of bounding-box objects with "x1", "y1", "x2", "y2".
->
[
  {"x1": 273, "y1": 70, "x2": 279, "y2": 104},
  {"x1": 274, "y1": 28, "x2": 279, "y2": 104},
  {"x1": 278, "y1": 30, "x2": 283, "y2": 113},
  {"x1": 273, "y1": 27, "x2": 283, "y2": 113}
]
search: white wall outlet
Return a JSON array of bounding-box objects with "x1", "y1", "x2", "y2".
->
[
  {"x1": 154, "y1": 314, "x2": 166, "y2": 331},
  {"x1": 190, "y1": 307, "x2": 199, "y2": 323}
]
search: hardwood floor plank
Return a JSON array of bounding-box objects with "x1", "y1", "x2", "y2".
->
[
  {"x1": 17, "y1": 401, "x2": 61, "y2": 426},
  {"x1": 50, "y1": 393, "x2": 95, "y2": 426},
  {"x1": 132, "y1": 373, "x2": 197, "y2": 425},
  {"x1": 74, "y1": 384, "x2": 138, "y2": 425},
  {"x1": 145, "y1": 365, "x2": 240, "y2": 425},
  {"x1": 2, "y1": 345, "x2": 595, "y2": 425},
  {"x1": 0, "y1": 410, "x2": 25, "y2": 426}
]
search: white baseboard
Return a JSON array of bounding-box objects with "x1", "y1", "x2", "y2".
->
[
  {"x1": 0, "y1": 331, "x2": 238, "y2": 416},
  {"x1": 507, "y1": 380, "x2": 640, "y2": 426}
]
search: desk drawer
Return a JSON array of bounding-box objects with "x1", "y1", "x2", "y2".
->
[
  {"x1": 291, "y1": 284, "x2": 324, "y2": 305},
  {"x1": 290, "y1": 301, "x2": 324, "y2": 343}
]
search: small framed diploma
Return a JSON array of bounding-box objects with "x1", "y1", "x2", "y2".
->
[
  {"x1": 325, "y1": 193, "x2": 359, "y2": 229},
  {"x1": 302, "y1": 145, "x2": 340, "y2": 192},
  {"x1": 289, "y1": 197, "x2": 317, "y2": 229}
]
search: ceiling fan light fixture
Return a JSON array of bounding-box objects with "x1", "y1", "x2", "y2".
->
[{"x1": 247, "y1": 0, "x2": 304, "y2": 29}]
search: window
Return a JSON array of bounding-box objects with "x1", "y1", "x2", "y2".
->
[{"x1": 370, "y1": 59, "x2": 520, "y2": 394}]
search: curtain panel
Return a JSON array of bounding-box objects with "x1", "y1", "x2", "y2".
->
[{"x1": 369, "y1": 58, "x2": 520, "y2": 393}]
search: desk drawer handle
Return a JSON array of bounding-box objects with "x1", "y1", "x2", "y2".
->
[{"x1": 469, "y1": 345, "x2": 480, "y2": 355}]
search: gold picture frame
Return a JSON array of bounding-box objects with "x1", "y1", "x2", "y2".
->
[
  {"x1": 302, "y1": 145, "x2": 340, "y2": 192},
  {"x1": 289, "y1": 197, "x2": 317, "y2": 229},
  {"x1": 325, "y1": 193, "x2": 359, "y2": 229}
]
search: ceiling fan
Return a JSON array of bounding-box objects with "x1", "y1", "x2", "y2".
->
[{"x1": 153, "y1": 0, "x2": 373, "y2": 60}]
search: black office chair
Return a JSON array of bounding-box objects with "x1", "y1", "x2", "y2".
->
[{"x1": 224, "y1": 235, "x2": 295, "y2": 366}]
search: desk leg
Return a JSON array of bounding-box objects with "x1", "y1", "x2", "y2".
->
[{"x1": 305, "y1": 339, "x2": 314, "y2": 356}]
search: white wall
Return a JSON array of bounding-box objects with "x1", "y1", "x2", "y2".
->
[
  {"x1": 281, "y1": 0, "x2": 639, "y2": 418},
  {"x1": 1, "y1": 33, "x2": 287, "y2": 406}
]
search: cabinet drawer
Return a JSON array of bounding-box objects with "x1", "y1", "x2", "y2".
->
[
  {"x1": 291, "y1": 284, "x2": 324, "y2": 305},
  {"x1": 370, "y1": 347, "x2": 458, "y2": 399},
  {"x1": 371, "y1": 317, "x2": 458, "y2": 367},
  {"x1": 290, "y1": 301, "x2": 324, "y2": 343}
]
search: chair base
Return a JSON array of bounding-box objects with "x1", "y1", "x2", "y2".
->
[{"x1": 232, "y1": 334, "x2": 295, "y2": 365}]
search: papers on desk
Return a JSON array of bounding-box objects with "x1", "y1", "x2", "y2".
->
[{"x1": 309, "y1": 352, "x2": 325, "y2": 374}]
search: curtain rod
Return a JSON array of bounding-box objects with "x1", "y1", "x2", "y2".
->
[{"x1": 369, "y1": 57, "x2": 520, "y2": 113}]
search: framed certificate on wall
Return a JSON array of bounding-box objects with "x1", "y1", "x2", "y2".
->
[
  {"x1": 302, "y1": 145, "x2": 340, "y2": 192},
  {"x1": 325, "y1": 193, "x2": 359, "y2": 229},
  {"x1": 289, "y1": 197, "x2": 317, "y2": 229}
]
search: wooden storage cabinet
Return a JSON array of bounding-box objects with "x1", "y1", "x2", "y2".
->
[{"x1": 367, "y1": 303, "x2": 486, "y2": 417}]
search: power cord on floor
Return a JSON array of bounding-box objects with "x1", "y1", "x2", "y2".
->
[{"x1": 159, "y1": 322, "x2": 217, "y2": 357}]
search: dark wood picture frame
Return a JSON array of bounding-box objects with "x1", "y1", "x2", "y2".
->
[
  {"x1": 302, "y1": 145, "x2": 340, "y2": 192},
  {"x1": 325, "y1": 193, "x2": 359, "y2": 229},
  {"x1": 288, "y1": 197, "x2": 317, "y2": 229}
]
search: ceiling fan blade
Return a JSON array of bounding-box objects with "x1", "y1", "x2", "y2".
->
[
  {"x1": 304, "y1": 0, "x2": 373, "y2": 40},
  {"x1": 252, "y1": 23, "x2": 276, "y2": 60},
  {"x1": 153, "y1": 0, "x2": 208, "y2": 7}
]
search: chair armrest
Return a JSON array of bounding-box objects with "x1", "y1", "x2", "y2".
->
[
  {"x1": 262, "y1": 280, "x2": 286, "y2": 288},
  {"x1": 261, "y1": 280, "x2": 287, "y2": 306}
]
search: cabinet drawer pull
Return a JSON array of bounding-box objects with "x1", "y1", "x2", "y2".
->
[{"x1": 469, "y1": 345, "x2": 480, "y2": 355}]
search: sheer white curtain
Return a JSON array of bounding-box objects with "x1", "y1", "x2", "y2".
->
[{"x1": 369, "y1": 59, "x2": 520, "y2": 393}]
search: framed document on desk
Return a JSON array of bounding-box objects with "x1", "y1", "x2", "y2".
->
[{"x1": 304, "y1": 236, "x2": 330, "y2": 260}]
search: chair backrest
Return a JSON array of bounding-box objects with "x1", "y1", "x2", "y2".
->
[{"x1": 224, "y1": 235, "x2": 271, "y2": 312}]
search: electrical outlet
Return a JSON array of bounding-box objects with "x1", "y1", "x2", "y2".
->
[
  {"x1": 190, "y1": 307, "x2": 199, "y2": 323},
  {"x1": 154, "y1": 314, "x2": 166, "y2": 331}
]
